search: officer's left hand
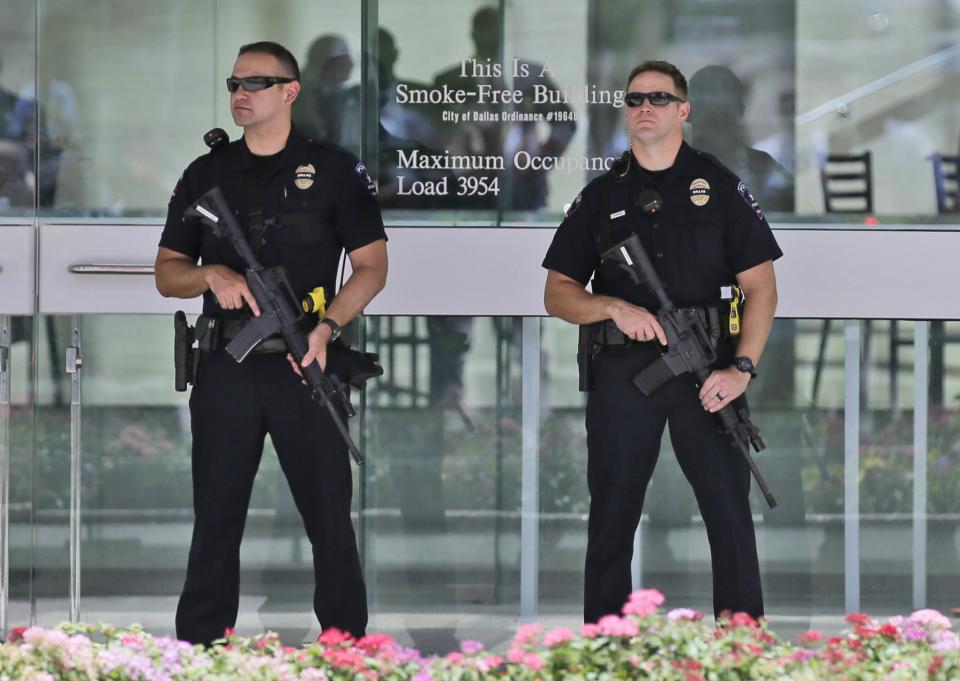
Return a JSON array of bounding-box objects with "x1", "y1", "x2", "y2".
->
[
  {"x1": 285, "y1": 323, "x2": 332, "y2": 383},
  {"x1": 699, "y1": 367, "x2": 750, "y2": 413}
]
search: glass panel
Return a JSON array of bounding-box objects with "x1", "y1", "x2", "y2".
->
[
  {"x1": 34, "y1": 0, "x2": 361, "y2": 218},
  {"x1": 927, "y1": 321, "x2": 960, "y2": 612},
  {"x1": 797, "y1": 2, "x2": 960, "y2": 221},
  {"x1": 31, "y1": 314, "x2": 71, "y2": 626},
  {"x1": 0, "y1": 0, "x2": 37, "y2": 217},
  {"x1": 362, "y1": 316, "x2": 523, "y2": 653},
  {"x1": 538, "y1": 317, "x2": 849, "y2": 636},
  {"x1": 5, "y1": 315, "x2": 34, "y2": 631},
  {"x1": 857, "y1": 320, "x2": 914, "y2": 614}
]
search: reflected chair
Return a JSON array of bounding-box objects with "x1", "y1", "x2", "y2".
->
[
  {"x1": 930, "y1": 153, "x2": 959, "y2": 214},
  {"x1": 811, "y1": 152, "x2": 875, "y2": 406},
  {"x1": 818, "y1": 151, "x2": 873, "y2": 214},
  {"x1": 885, "y1": 155, "x2": 959, "y2": 407}
]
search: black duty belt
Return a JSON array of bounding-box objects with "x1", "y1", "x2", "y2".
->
[{"x1": 590, "y1": 302, "x2": 729, "y2": 349}]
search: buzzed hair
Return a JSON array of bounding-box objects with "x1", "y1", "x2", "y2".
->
[
  {"x1": 626, "y1": 60, "x2": 688, "y2": 99},
  {"x1": 238, "y1": 41, "x2": 301, "y2": 81}
]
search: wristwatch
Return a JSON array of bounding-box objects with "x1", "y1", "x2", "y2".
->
[
  {"x1": 733, "y1": 356, "x2": 757, "y2": 379},
  {"x1": 318, "y1": 317, "x2": 341, "y2": 342}
]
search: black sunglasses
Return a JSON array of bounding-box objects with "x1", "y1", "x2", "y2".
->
[
  {"x1": 226, "y1": 75, "x2": 296, "y2": 93},
  {"x1": 624, "y1": 91, "x2": 685, "y2": 107}
]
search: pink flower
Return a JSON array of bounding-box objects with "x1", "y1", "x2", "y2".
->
[
  {"x1": 623, "y1": 599, "x2": 657, "y2": 617},
  {"x1": 904, "y1": 625, "x2": 927, "y2": 642},
  {"x1": 513, "y1": 623, "x2": 543, "y2": 645},
  {"x1": 909, "y1": 609, "x2": 951, "y2": 630},
  {"x1": 597, "y1": 615, "x2": 639, "y2": 638},
  {"x1": 630, "y1": 588, "x2": 665, "y2": 607},
  {"x1": 622, "y1": 589, "x2": 664, "y2": 616},
  {"x1": 933, "y1": 630, "x2": 960, "y2": 652},
  {"x1": 543, "y1": 627, "x2": 575, "y2": 647},
  {"x1": 667, "y1": 608, "x2": 702, "y2": 622},
  {"x1": 445, "y1": 652, "x2": 464, "y2": 663},
  {"x1": 581, "y1": 623, "x2": 600, "y2": 638},
  {"x1": 799, "y1": 630, "x2": 823, "y2": 644},
  {"x1": 522, "y1": 653, "x2": 545, "y2": 671},
  {"x1": 460, "y1": 639, "x2": 484, "y2": 654},
  {"x1": 506, "y1": 645, "x2": 526, "y2": 663}
]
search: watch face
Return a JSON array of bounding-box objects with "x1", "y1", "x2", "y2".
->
[{"x1": 736, "y1": 357, "x2": 754, "y2": 373}]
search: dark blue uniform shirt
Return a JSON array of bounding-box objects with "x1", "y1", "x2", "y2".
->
[
  {"x1": 160, "y1": 126, "x2": 386, "y2": 319},
  {"x1": 543, "y1": 141, "x2": 782, "y2": 312}
]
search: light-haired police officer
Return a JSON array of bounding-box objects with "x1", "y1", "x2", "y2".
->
[{"x1": 543, "y1": 60, "x2": 780, "y2": 623}]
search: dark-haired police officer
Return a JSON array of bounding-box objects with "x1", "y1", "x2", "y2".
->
[
  {"x1": 543, "y1": 60, "x2": 781, "y2": 623},
  {"x1": 154, "y1": 41, "x2": 387, "y2": 645}
]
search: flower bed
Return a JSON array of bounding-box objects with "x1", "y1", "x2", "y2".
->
[{"x1": 3, "y1": 590, "x2": 959, "y2": 680}]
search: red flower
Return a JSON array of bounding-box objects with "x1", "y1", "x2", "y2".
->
[
  {"x1": 317, "y1": 627, "x2": 354, "y2": 646},
  {"x1": 879, "y1": 623, "x2": 900, "y2": 639},
  {"x1": 800, "y1": 630, "x2": 823, "y2": 644},
  {"x1": 730, "y1": 612, "x2": 757, "y2": 628},
  {"x1": 8, "y1": 627, "x2": 26, "y2": 641},
  {"x1": 854, "y1": 624, "x2": 877, "y2": 639},
  {"x1": 845, "y1": 613, "x2": 870, "y2": 625},
  {"x1": 223, "y1": 627, "x2": 237, "y2": 638},
  {"x1": 929, "y1": 655, "x2": 944, "y2": 675},
  {"x1": 356, "y1": 633, "x2": 394, "y2": 652}
]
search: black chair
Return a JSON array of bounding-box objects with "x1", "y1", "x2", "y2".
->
[
  {"x1": 930, "y1": 153, "x2": 959, "y2": 213},
  {"x1": 819, "y1": 152, "x2": 873, "y2": 214},
  {"x1": 811, "y1": 152, "x2": 875, "y2": 407}
]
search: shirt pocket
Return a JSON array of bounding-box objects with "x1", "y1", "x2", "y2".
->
[
  {"x1": 676, "y1": 204, "x2": 724, "y2": 270},
  {"x1": 274, "y1": 209, "x2": 334, "y2": 249}
]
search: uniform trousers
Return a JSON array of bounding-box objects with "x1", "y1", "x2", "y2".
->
[
  {"x1": 583, "y1": 346, "x2": 763, "y2": 623},
  {"x1": 175, "y1": 350, "x2": 367, "y2": 645}
]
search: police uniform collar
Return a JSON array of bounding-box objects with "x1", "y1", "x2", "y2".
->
[
  {"x1": 229, "y1": 125, "x2": 309, "y2": 173},
  {"x1": 622, "y1": 141, "x2": 699, "y2": 182},
  {"x1": 669, "y1": 141, "x2": 702, "y2": 178}
]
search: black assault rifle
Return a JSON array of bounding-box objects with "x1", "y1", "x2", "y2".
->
[
  {"x1": 601, "y1": 213, "x2": 776, "y2": 508},
  {"x1": 185, "y1": 186, "x2": 372, "y2": 465}
]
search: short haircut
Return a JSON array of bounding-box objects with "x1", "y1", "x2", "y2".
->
[
  {"x1": 238, "y1": 41, "x2": 301, "y2": 81},
  {"x1": 626, "y1": 60, "x2": 688, "y2": 99}
]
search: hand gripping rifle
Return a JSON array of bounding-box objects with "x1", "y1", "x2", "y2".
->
[
  {"x1": 600, "y1": 190, "x2": 776, "y2": 507},
  {"x1": 185, "y1": 186, "x2": 370, "y2": 465}
]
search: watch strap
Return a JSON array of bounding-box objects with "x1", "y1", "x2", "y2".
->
[{"x1": 319, "y1": 317, "x2": 341, "y2": 341}]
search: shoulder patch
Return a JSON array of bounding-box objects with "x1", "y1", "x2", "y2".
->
[
  {"x1": 355, "y1": 162, "x2": 378, "y2": 196},
  {"x1": 737, "y1": 181, "x2": 764, "y2": 221},
  {"x1": 563, "y1": 191, "x2": 582, "y2": 216}
]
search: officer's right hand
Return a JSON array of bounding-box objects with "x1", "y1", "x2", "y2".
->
[
  {"x1": 609, "y1": 299, "x2": 667, "y2": 344},
  {"x1": 204, "y1": 265, "x2": 261, "y2": 316}
]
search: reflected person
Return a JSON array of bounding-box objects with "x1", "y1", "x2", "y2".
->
[
  {"x1": 686, "y1": 65, "x2": 793, "y2": 212},
  {"x1": 542, "y1": 60, "x2": 781, "y2": 622},
  {"x1": 293, "y1": 34, "x2": 360, "y2": 155},
  {"x1": 155, "y1": 41, "x2": 387, "y2": 645},
  {"x1": 0, "y1": 54, "x2": 31, "y2": 208},
  {"x1": 432, "y1": 6, "x2": 576, "y2": 210}
]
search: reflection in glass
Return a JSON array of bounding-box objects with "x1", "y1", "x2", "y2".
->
[
  {"x1": 0, "y1": 0, "x2": 37, "y2": 215},
  {"x1": 687, "y1": 65, "x2": 794, "y2": 212},
  {"x1": 363, "y1": 316, "x2": 522, "y2": 653}
]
